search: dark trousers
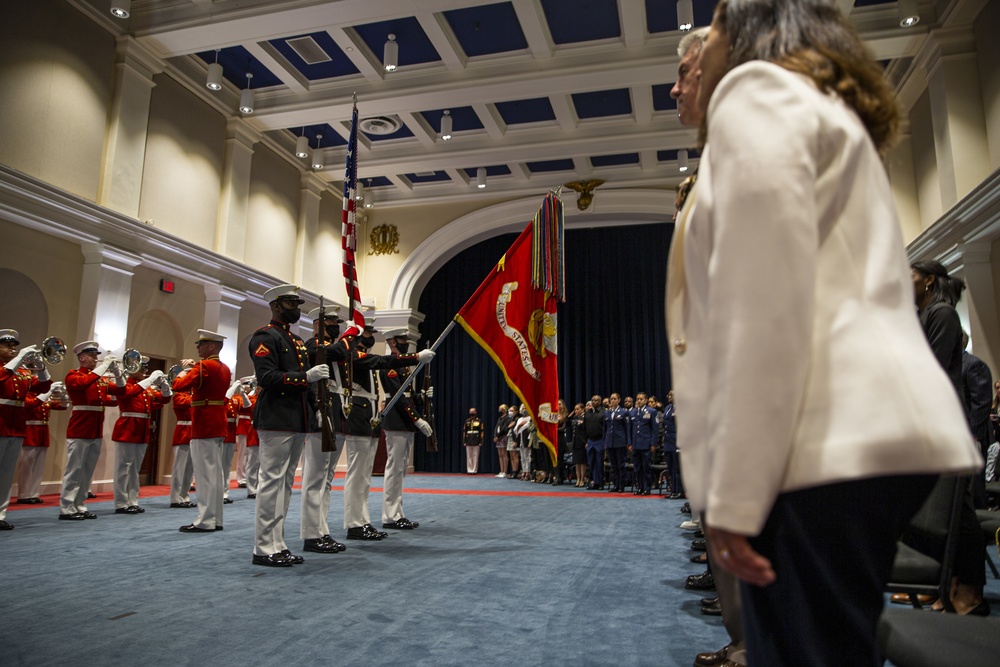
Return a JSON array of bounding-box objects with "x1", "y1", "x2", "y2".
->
[
  {"x1": 741, "y1": 474, "x2": 936, "y2": 667},
  {"x1": 586, "y1": 445, "x2": 604, "y2": 486},
  {"x1": 632, "y1": 449, "x2": 651, "y2": 492},
  {"x1": 607, "y1": 447, "x2": 626, "y2": 490},
  {"x1": 667, "y1": 450, "x2": 683, "y2": 496}
]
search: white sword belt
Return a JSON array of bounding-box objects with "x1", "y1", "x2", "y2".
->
[
  {"x1": 237, "y1": 415, "x2": 252, "y2": 421},
  {"x1": 227, "y1": 418, "x2": 236, "y2": 423},
  {"x1": 176, "y1": 420, "x2": 192, "y2": 426},
  {"x1": 72, "y1": 405, "x2": 104, "y2": 412},
  {"x1": 0, "y1": 398, "x2": 24, "y2": 407},
  {"x1": 120, "y1": 412, "x2": 150, "y2": 419},
  {"x1": 348, "y1": 385, "x2": 376, "y2": 401},
  {"x1": 26, "y1": 420, "x2": 47, "y2": 425}
]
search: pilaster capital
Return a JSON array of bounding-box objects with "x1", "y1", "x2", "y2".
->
[
  {"x1": 225, "y1": 118, "x2": 263, "y2": 149},
  {"x1": 204, "y1": 284, "x2": 249, "y2": 306},
  {"x1": 115, "y1": 35, "x2": 167, "y2": 83},
  {"x1": 301, "y1": 172, "x2": 329, "y2": 197},
  {"x1": 80, "y1": 242, "x2": 143, "y2": 273}
]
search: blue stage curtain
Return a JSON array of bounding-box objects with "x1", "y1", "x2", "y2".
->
[{"x1": 415, "y1": 222, "x2": 673, "y2": 473}]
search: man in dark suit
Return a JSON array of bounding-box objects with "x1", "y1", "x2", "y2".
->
[{"x1": 962, "y1": 331, "x2": 993, "y2": 507}]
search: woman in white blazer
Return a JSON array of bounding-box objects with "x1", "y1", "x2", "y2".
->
[{"x1": 666, "y1": 0, "x2": 982, "y2": 663}]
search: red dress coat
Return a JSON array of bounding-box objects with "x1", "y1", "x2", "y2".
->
[
  {"x1": 0, "y1": 368, "x2": 52, "y2": 438},
  {"x1": 173, "y1": 357, "x2": 231, "y2": 439},
  {"x1": 225, "y1": 396, "x2": 240, "y2": 444},
  {"x1": 65, "y1": 367, "x2": 123, "y2": 439},
  {"x1": 171, "y1": 390, "x2": 193, "y2": 446},
  {"x1": 111, "y1": 378, "x2": 169, "y2": 444},
  {"x1": 23, "y1": 393, "x2": 67, "y2": 447}
]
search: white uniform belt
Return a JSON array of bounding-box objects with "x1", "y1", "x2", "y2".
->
[
  {"x1": 120, "y1": 412, "x2": 150, "y2": 419},
  {"x1": 403, "y1": 392, "x2": 411, "y2": 398},
  {"x1": 72, "y1": 405, "x2": 104, "y2": 412},
  {"x1": 176, "y1": 420, "x2": 192, "y2": 426},
  {"x1": 349, "y1": 385, "x2": 376, "y2": 401},
  {"x1": 227, "y1": 418, "x2": 236, "y2": 423},
  {"x1": 0, "y1": 398, "x2": 24, "y2": 407},
  {"x1": 237, "y1": 415, "x2": 252, "y2": 421},
  {"x1": 26, "y1": 420, "x2": 47, "y2": 425}
]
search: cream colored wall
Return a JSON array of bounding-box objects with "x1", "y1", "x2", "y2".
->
[
  {"x1": 0, "y1": 3, "x2": 115, "y2": 202},
  {"x1": 138, "y1": 75, "x2": 226, "y2": 247},
  {"x1": 356, "y1": 196, "x2": 514, "y2": 307},
  {"x1": 313, "y1": 191, "x2": 346, "y2": 299},
  {"x1": 909, "y1": 89, "x2": 944, "y2": 230},
  {"x1": 244, "y1": 144, "x2": 300, "y2": 280},
  {"x1": 976, "y1": 0, "x2": 1000, "y2": 171}
]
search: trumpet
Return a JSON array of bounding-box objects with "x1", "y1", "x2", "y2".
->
[
  {"x1": 102, "y1": 348, "x2": 144, "y2": 377},
  {"x1": 23, "y1": 336, "x2": 67, "y2": 371},
  {"x1": 166, "y1": 363, "x2": 185, "y2": 384}
]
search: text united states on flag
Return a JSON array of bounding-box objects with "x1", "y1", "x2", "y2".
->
[{"x1": 341, "y1": 103, "x2": 364, "y2": 329}]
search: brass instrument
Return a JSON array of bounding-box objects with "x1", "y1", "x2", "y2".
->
[
  {"x1": 102, "y1": 348, "x2": 143, "y2": 377},
  {"x1": 166, "y1": 363, "x2": 185, "y2": 384},
  {"x1": 23, "y1": 336, "x2": 67, "y2": 370}
]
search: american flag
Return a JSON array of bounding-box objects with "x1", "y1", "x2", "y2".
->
[{"x1": 341, "y1": 101, "x2": 364, "y2": 330}]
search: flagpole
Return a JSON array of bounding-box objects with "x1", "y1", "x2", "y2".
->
[{"x1": 371, "y1": 320, "x2": 457, "y2": 429}]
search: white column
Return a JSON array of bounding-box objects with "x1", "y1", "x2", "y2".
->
[
  {"x1": 203, "y1": 285, "x2": 246, "y2": 373},
  {"x1": 216, "y1": 120, "x2": 261, "y2": 261},
  {"x1": 77, "y1": 243, "x2": 143, "y2": 354},
  {"x1": 956, "y1": 242, "x2": 1000, "y2": 373},
  {"x1": 97, "y1": 37, "x2": 165, "y2": 218},
  {"x1": 294, "y1": 173, "x2": 326, "y2": 288},
  {"x1": 925, "y1": 27, "x2": 991, "y2": 210}
]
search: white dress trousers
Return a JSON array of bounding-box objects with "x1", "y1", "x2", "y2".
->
[
  {"x1": 221, "y1": 441, "x2": 235, "y2": 499},
  {"x1": 112, "y1": 441, "x2": 147, "y2": 508},
  {"x1": 189, "y1": 437, "x2": 224, "y2": 529},
  {"x1": 245, "y1": 445, "x2": 260, "y2": 495},
  {"x1": 169, "y1": 444, "x2": 194, "y2": 503},
  {"x1": 16, "y1": 446, "x2": 46, "y2": 501},
  {"x1": 382, "y1": 431, "x2": 412, "y2": 524},
  {"x1": 0, "y1": 437, "x2": 23, "y2": 521},
  {"x1": 235, "y1": 433, "x2": 248, "y2": 485},
  {"x1": 59, "y1": 438, "x2": 102, "y2": 515},
  {"x1": 254, "y1": 430, "x2": 306, "y2": 556},
  {"x1": 300, "y1": 432, "x2": 342, "y2": 539},
  {"x1": 343, "y1": 434, "x2": 378, "y2": 529}
]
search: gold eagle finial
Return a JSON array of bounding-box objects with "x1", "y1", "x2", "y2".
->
[{"x1": 563, "y1": 179, "x2": 606, "y2": 211}]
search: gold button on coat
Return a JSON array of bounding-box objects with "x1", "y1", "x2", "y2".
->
[{"x1": 673, "y1": 339, "x2": 687, "y2": 354}]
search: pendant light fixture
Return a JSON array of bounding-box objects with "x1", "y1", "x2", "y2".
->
[
  {"x1": 206, "y1": 50, "x2": 223, "y2": 91},
  {"x1": 239, "y1": 72, "x2": 254, "y2": 115},
  {"x1": 312, "y1": 134, "x2": 324, "y2": 170},
  {"x1": 440, "y1": 110, "x2": 453, "y2": 141},
  {"x1": 384, "y1": 34, "x2": 398, "y2": 72}
]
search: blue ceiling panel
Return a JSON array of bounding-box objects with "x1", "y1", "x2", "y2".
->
[
  {"x1": 463, "y1": 165, "x2": 513, "y2": 177},
  {"x1": 590, "y1": 152, "x2": 639, "y2": 167},
  {"x1": 289, "y1": 124, "x2": 348, "y2": 148},
  {"x1": 693, "y1": 0, "x2": 718, "y2": 28},
  {"x1": 647, "y1": 0, "x2": 718, "y2": 32},
  {"x1": 406, "y1": 171, "x2": 453, "y2": 184},
  {"x1": 420, "y1": 107, "x2": 484, "y2": 132},
  {"x1": 363, "y1": 123, "x2": 415, "y2": 142},
  {"x1": 444, "y1": 2, "x2": 528, "y2": 57},
  {"x1": 527, "y1": 159, "x2": 576, "y2": 173},
  {"x1": 540, "y1": 0, "x2": 621, "y2": 44},
  {"x1": 652, "y1": 84, "x2": 676, "y2": 111},
  {"x1": 657, "y1": 148, "x2": 700, "y2": 162},
  {"x1": 197, "y1": 45, "x2": 282, "y2": 88},
  {"x1": 495, "y1": 97, "x2": 556, "y2": 124},
  {"x1": 360, "y1": 176, "x2": 394, "y2": 188},
  {"x1": 268, "y1": 32, "x2": 360, "y2": 80},
  {"x1": 354, "y1": 17, "x2": 441, "y2": 68},
  {"x1": 571, "y1": 88, "x2": 632, "y2": 119}
]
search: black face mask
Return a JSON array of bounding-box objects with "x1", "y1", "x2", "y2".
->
[
  {"x1": 324, "y1": 324, "x2": 339, "y2": 340},
  {"x1": 359, "y1": 334, "x2": 376, "y2": 349},
  {"x1": 392, "y1": 338, "x2": 410, "y2": 354},
  {"x1": 280, "y1": 307, "x2": 301, "y2": 324}
]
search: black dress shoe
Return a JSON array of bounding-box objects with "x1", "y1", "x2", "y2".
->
[
  {"x1": 132, "y1": 506, "x2": 145, "y2": 513},
  {"x1": 690, "y1": 553, "x2": 708, "y2": 564},
  {"x1": 700, "y1": 595, "x2": 719, "y2": 607},
  {"x1": 686, "y1": 572, "x2": 716, "y2": 591},
  {"x1": 246, "y1": 493, "x2": 257, "y2": 499},
  {"x1": 0, "y1": 520, "x2": 13, "y2": 530},
  {"x1": 693, "y1": 529, "x2": 705, "y2": 538},
  {"x1": 280, "y1": 549, "x2": 304, "y2": 564},
  {"x1": 15, "y1": 498, "x2": 32, "y2": 504},
  {"x1": 215, "y1": 526, "x2": 224, "y2": 531},
  {"x1": 324, "y1": 535, "x2": 346, "y2": 552},
  {"x1": 346, "y1": 525, "x2": 386, "y2": 540},
  {"x1": 303, "y1": 538, "x2": 342, "y2": 554},
  {"x1": 701, "y1": 600, "x2": 722, "y2": 616},
  {"x1": 114, "y1": 507, "x2": 129, "y2": 514},
  {"x1": 382, "y1": 517, "x2": 419, "y2": 530},
  {"x1": 179, "y1": 524, "x2": 214, "y2": 533},
  {"x1": 28, "y1": 498, "x2": 43, "y2": 504},
  {"x1": 82, "y1": 511, "x2": 97, "y2": 519},
  {"x1": 252, "y1": 553, "x2": 292, "y2": 568},
  {"x1": 223, "y1": 497, "x2": 233, "y2": 504},
  {"x1": 59, "y1": 512, "x2": 86, "y2": 521},
  {"x1": 169, "y1": 502, "x2": 195, "y2": 508},
  {"x1": 694, "y1": 645, "x2": 730, "y2": 667},
  {"x1": 87, "y1": 492, "x2": 97, "y2": 499},
  {"x1": 237, "y1": 482, "x2": 247, "y2": 488},
  {"x1": 691, "y1": 539, "x2": 707, "y2": 552},
  {"x1": 365, "y1": 523, "x2": 388, "y2": 538}
]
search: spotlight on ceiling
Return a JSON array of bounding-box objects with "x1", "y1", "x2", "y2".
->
[
  {"x1": 677, "y1": 0, "x2": 694, "y2": 32},
  {"x1": 678, "y1": 149, "x2": 689, "y2": 172},
  {"x1": 440, "y1": 110, "x2": 453, "y2": 141},
  {"x1": 312, "y1": 134, "x2": 324, "y2": 170},
  {"x1": 384, "y1": 33, "x2": 398, "y2": 72},
  {"x1": 206, "y1": 50, "x2": 222, "y2": 91},
  {"x1": 110, "y1": 0, "x2": 130, "y2": 19},
  {"x1": 364, "y1": 180, "x2": 374, "y2": 208},
  {"x1": 239, "y1": 72, "x2": 254, "y2": 114},
  {"x1": 898, "y1": 0, "x2": 920, "y2": 27},
  {"x1": 294, "y1": 133, "x2": 309, "y2": 159},
  {"x1": 477, "y1": 167, "x2": 487, "y2": 190}
]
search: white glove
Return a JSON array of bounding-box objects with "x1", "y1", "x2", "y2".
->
[
  {"x1": 424, "y1": 386, "x2": 434, "y2": 398},
  {"x1": 225, "y1": 380, "x2": 241, "y2": 399},
  {"x1": 36, "y1": 389, "x2": 54, "y2": 403},
  {"x1": 4, "y1": 344, "x2": 38, "y2": 371},
  {"x1": 34, "y1": 367, "x2": 50, "y2": 382},
  {"x1": 158, "y1": 377, "x2": 173, "y2": 398},
  {"x1": 415, "y1": 418, "x2": 433, "y2": 437},
  {"x1": 139, "y1": 375, "x2": 158, "y2": 390},
  {"x1": 305, "y1": 364, "x2": 330, "y2": 383},
  {"x1": 417, "y1": 349, "x2": 435, "y2": 365},
  {"x1": 93, "y1": 360, "x2": 112, "y2": 377},
  {"x1": 148, "y1": 370, "x2": 165, "y2": 382}
]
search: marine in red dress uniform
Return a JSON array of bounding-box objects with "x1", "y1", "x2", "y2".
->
[
  {"x1": 0, "y1": 329, "x2": 53, "y2": 529},
  {"x1": 16, "y1": 383, "x2": 69, "y2": 504},
  {"x1": 59, "y1": 341, "x2": 126, "y2": 520},
  {"x1": 169, "y1": 388, "x2": 195, "y2": 507},
  {"x1": 111, "y1": 358, "x2": 171, "y2": 513},
  {"x1": 172, "y1": 329, "x2": 231, "y2": 532},
  {"x1": 235, "y1": 378, "x2": 259, "y2": 498}
]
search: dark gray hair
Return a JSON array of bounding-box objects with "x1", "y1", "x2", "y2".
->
[{"x1": 677, "y1": 26, "x2": 709, "y2": 58}]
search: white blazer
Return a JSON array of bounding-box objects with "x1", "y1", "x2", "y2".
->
[{"x1": 666, "y1": 61, "x2": 981, "y2": 535}]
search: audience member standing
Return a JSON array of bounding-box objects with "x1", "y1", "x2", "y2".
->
[
  {"x1": 629, "y1": 392, "x2": 655, "y2": 495},
  {"x1": 603, "y1": 393, "x2": 628, "y2": 493},
  {"x1": 583, "y1": 396, "x2": 605, "y2": 489},
  {"x1": 493, "y1": 404, "x2": 510, "y2": 478}
]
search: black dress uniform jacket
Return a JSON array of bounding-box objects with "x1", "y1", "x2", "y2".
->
[
  {"x1": 379, "y1": 364, "x2": 423, "y2": 432},
  {"x1": 249, "y1": 320, "x2": 317, "y2": 433},
  {"x1": 338, "y1": 338, "x2": 421, "y2": 438},
  {"x1": 306, "y1": 336, "x2": 347, "y2": 432}
]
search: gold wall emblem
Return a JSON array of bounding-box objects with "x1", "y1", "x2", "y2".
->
[{"x1": 368, "y1": 224, "x2": 400, "y2": 256}]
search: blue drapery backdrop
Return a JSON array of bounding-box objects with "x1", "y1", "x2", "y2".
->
[{"x1": 414, "y1": 221, "x2": 674, "y2": 474}]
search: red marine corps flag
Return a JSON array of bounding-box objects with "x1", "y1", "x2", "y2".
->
[{"x1": 455, "y1": 193, "x2": 565, "y2": 464}]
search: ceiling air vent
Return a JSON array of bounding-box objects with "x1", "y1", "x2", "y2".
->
[
  {"x1": 286, "y1": 36, "x2": 331, "y2": 65},
  {"x1": 359, "y1": 115, "x2": 403, "y2": 135}
]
